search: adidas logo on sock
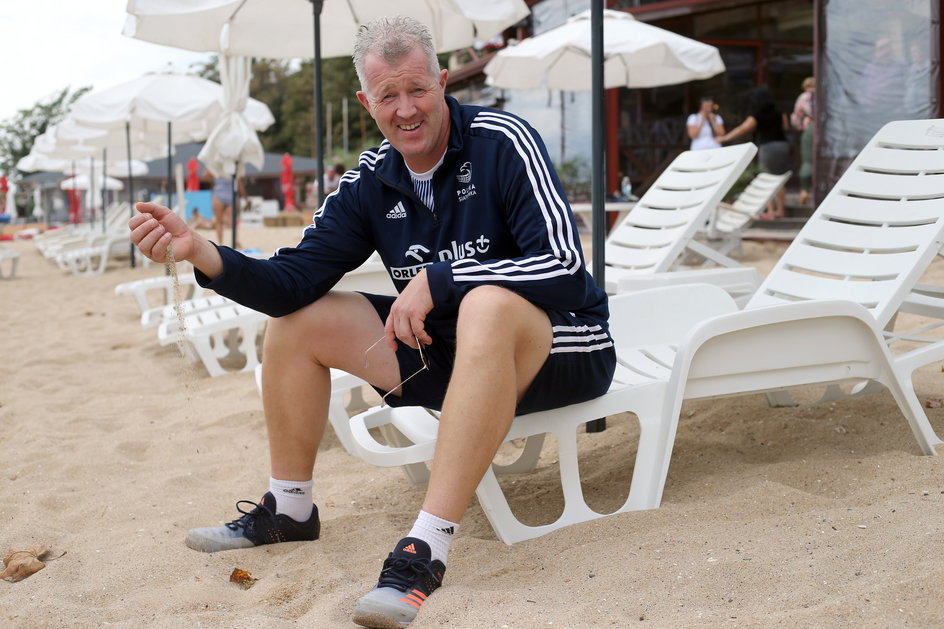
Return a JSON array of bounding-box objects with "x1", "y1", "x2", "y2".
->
[
  {"x1": 281, "y1": 487, "x2": 305, "y2": 495},
  {"x1": 402, "y1": 543, "x2": 417, "y2": 554},
  {"x1": 386, "y1": 201, "x2": 407, "y2": 219},
  {"x1": 437, "y1": 526, "x2": 455, "y2": 536}
]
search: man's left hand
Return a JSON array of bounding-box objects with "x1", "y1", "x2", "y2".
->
[{"x1": 385, "y1": 268, "x2": 434, "y2": 350}]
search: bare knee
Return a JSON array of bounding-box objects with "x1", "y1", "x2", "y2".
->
[{"x1": 456, "y1": 286, "x2": 550, "y2": 350}]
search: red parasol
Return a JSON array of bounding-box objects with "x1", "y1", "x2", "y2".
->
[
  {"x1": 280, "y1": 152, "x2": 296, "y2": 211},
  {"x1": 186, "y1": 157, "x2": 201, "y2": 191},
  {"x1": 0, "y1": 175, "x2": 7, "y2": 214},
  {"x1": 67, "y1": 189, "x2": 82, "y2": 224}
]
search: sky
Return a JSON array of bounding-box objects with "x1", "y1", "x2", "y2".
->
[{"x1": 0, "y1": 1, "x2": 215, "y2": 123}]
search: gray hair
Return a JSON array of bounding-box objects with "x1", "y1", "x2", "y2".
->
[{"x1": 353, "y1": 16, "x2": 440, "y2": 92}]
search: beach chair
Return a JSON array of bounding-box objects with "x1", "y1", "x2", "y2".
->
[
  {"x1": 171, "y1": 254, "x2": 396, "y2": 377},
  {"x1": 115, "y1": 269, "x2": 204, "y2": 316},
  {"x1": 600, "y1": 143, "x2": 763, "y2": 305},
  {"x1": 346, "y1": 118, "x2": 944, "y2": 544},
  {"x1": 159, "y1": 302, "x2": 268, "y2": 377},
  {"x1": 0, "y1": 247, "x2": 20, "y2": 279},
  {"x1": 34, "y1": 202, "x2": 130, "y2": 259},
  {"x1": 701, "y1": 170, "x2": 792, "y2": 258},
  {"x1": 55, "y1": 230, "x2": 135, "y2": 275}
]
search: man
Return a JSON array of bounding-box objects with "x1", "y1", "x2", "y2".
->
[{"x1": 129, "y1": 16, "x2": 615, "y2": 629}]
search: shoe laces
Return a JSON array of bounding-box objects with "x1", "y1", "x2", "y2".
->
[
  {"x1": 225, "y1": 499, "x2": 277, "y2": 534},
  {"x1": 377, "y1": 555, "x2": 437, "y2": 592}
]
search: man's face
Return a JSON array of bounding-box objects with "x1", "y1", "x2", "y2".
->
[{"x1": 357, "y1": 45, "x2": 450, "y2": 173}]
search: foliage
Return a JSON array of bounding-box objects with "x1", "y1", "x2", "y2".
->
[
  {"x1": 555, "y1": 156, "x2": 591, "y2": 203},
  {"x1": 0, "y1": 86, "x2": 91, "y2": 176}
]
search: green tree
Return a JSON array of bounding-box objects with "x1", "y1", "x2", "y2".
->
[{"x1": 0, "y1": 86, "x2": 91, "y2": 176}]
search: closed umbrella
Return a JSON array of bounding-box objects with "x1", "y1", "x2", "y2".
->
[
  {"x1": 281, "y1": 153, "x2": 296, "y2": 211},
  {"x1": 123, "y1": 0, "x2": 530, "y2": 206},
  {"x1": 196, "y1": 53, "x2": 265, "y2": 246},
  {"x1": 186, "y1": 158, "x2": 201, "y2": 192}
]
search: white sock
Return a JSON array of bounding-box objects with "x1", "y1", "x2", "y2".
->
[
  {"x1": 268, "y1": 477, "x2": 314, "y2": 522},
  {"x1": 407, "y1": 510, "x2": 459, "y2": 565}
]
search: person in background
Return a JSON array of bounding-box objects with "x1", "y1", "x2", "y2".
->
[
  {"x1": 324, "y1": 162, "x2": 345, "y2": 196},
  {"x1": 718, "y1": 86, "x2": 790, "y2": 218},
  {"x1": 686, "y1": 96, "x2": 725, "y2": 151},
  {"x1": 204, "y1": 167, "x2": 246, "y2": 246},
  {"x1": 128, "y1": 16, "x2": 614, "y2": 629},
  {"x1": 790, "y1": 77, "x2": 815, "y2": 206}
]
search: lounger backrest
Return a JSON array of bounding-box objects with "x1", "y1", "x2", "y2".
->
[
  {"x1": 712, "y1": 171, "x2": 792, "y2": 233},
  {"x1": 747, "y1": 119, "x2": 944, "y2": 328},
  {"x1": 604, "y1": 142, "x2": 757, "y2": 274}
]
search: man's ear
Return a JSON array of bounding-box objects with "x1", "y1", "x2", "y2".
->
[
  {"x1": 439, "y1": 69, "x2": 448, "y2": 90},
  {"x1": 356, "y1": 91, "x2": 371, "y2": 113}
]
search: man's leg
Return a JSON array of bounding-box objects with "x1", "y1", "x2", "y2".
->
[
  {"x1": 424, "y1": 286, "x2": 552, "y2": 522},
  {"x1": 186, "y1": 291, "x2": 403, "y2": 553},
  {"x1": 354, "y1": 286, "x2": 552, "y2": 628}
]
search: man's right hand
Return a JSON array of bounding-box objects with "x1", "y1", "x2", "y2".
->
[{"x1": 129, "y1": 202, "x2": 196, "y2": 263}]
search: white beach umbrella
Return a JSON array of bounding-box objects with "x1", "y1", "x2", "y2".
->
[
  {"x1": 123, "y1": 0, "x2": 530, "y2": 59},
  {"x1": 60, "y1": 174, "x2": 125, "y2": 192},
  {"x1": 484, "y1": 9, "x2": 725, "y2": 91},
  {"x1": 68, "y1": 69, "x2": 274, "y2": 138},
  {"x1": 123, "y1": 0, "x2": 530, "y2": 208},
  {"x1": 17, "y1": 152, "x2": 148, "y2": 177},
  {"x1": 485, "y1": 7, "x2": 725, "y2": 320},
  {"x1": 67, "y1": 69, "x2": 274, "y2": 261}
]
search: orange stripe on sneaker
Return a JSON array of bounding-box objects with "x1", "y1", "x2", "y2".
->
[
  {"x1": 400, "y1": 596, "x2": 423, "y2": 610},
  {"x1": 411, "y1": 590, "x2": 427, "y2": 600}
]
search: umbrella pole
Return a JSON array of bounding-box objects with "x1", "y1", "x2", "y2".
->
[
  {"x1": 309, "y1": 0, "x2": 326, "y2": 207},
  {"x1": 231, "y1": 162, "x2": 239, "y2": 249},
  {"x1": 102, "y1": 148, "x2": 108, "y2": 233},
  {"x1": 126, "y1": 122, "x2": 136, "y2": 268},
  {"x1": 167, "y1": 121, "x2": 173, "y2": 212},
  {"x1": 587, "y1": 0, "x2": 607, "y2": 434},
  {"x1": 89, "y1": 157, "x2": 95, "y2": 229}
]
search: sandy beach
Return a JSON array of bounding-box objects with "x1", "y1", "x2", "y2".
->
[{"x1": 1, "y1": 225, "x2": 943, "y2": 628}]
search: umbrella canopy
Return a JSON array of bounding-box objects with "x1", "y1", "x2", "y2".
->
[
  {"x1": 17, "y1": 152, "x2": 148, "y2": 177},
  {"x1": 60, "y1": 174, "x2": 125, "y2": 191},
  {"x1": 123, "y1": 0, "x2": 530, "y2": 59},
  {"x1": 68, "y1": 69, "x2": 274, "y2": 137},
  {"x1": 484, "y1": 9, "x2": 724, "y2": 91},
  {"x1": 123, "y1": 0, "x2": 529, "y2": 207}
]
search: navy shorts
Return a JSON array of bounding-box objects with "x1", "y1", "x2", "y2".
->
[{"x1": 359, "y1": 293, "x2": 616, "y2": 415}]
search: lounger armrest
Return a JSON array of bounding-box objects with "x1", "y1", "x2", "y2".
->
[{"x1": 349, "y1": 406, "x2": 438, "y2": 466}]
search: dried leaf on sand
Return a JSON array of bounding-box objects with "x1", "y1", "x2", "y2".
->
[
  {"x1": 1, "y1": 545, "x2": 66, "y2": 582},
  {"x1": 229, "y1": 568, "x2": 259, "y2": 589}
]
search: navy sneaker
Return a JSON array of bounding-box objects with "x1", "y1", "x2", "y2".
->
[
  {"x1": 185, "y1": 492, "x2": 319, "y2": 553},
  {"x1": 352, "y1": 537, "x2": 446, "y2": 628}
]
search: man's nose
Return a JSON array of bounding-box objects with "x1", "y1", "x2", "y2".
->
[{"x1": 395, "y1": 93, "x2": 418, "y2": 118}]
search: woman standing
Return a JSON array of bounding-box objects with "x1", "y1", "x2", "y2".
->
[
  {"x1": 791, "y1": 77, "x2": 815, "y2": 206},
  {"x1": 686, "y1": 96, "x2": 725, "y2": 151},
  {"x1": 718, "y1": 86, "x2": 790, "y2": 218}
]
